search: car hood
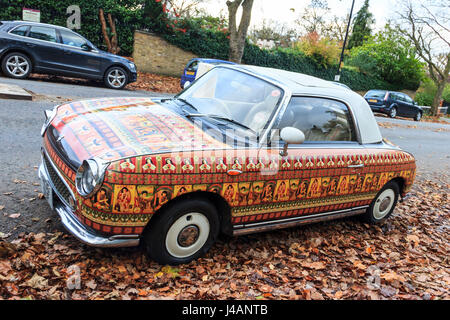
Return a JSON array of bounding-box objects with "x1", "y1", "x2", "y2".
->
[{"x1": 47, "y1": 97, "x2": 228, "y2": 167}]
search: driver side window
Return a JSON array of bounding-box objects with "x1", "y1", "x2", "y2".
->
[{"x1": 277, "y1": 97, "x2": 356, "y2": 142}]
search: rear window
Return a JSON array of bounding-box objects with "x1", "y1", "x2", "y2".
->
[
  {"x1": 365, "y1": 90, "x2": 387, "y2": 98},
  {"x1": 10, "y1": 25, "x2": 29, "y2": 36}
]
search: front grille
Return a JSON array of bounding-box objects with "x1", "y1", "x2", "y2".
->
[{"x1": 43, "y1": 153, "x2": 73, "y2": 206}]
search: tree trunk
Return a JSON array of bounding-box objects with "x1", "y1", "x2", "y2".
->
[
  {"x1": 226, "y1": 0, "x2": 254, "y2": 63},
  {"x1": 431, "y1": 80, "x2": 446, "y2": 117},
  {"x1": 99, "y1": 9, "x2": 121, "y2": 55}
]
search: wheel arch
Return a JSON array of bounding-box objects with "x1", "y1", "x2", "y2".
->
[
  {"x1": 104, "y1": 63, "x2": 131, "y2": 79},
  {"x1": 1, "y1": 48, "x2": 35, "y2": 68},
  {"x1": 144, "y1": 191, "x2": 233, "y2": 237}
]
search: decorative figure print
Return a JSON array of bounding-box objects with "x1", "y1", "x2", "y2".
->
[
  {"x1": 223, "y1": 184, "x2": 238, "y2": 205},
  {"x1": 327, "y1": 177, "x2": 339, "y2": 196},
  {"x1": 307, "y1": 178, "x2": 321, "y2": 198},
  {"x1": 288, "y1": 179, "x2": 299, "y2": 201},
  {"x1": 182, "y1": 159, "x2": 194, "y2": 172},
  {"x1": 174, "y1": 185, "x2": 192, "y2": 197},
  {"x1": 274, "y1": 180, "x2": 289, "y2": 201},
  {"x1": 119, "y1": 158, "x2": 135, "y2": 172},
  {"x1": 162, "y1": 158, "x2": 176, "y2": 172},
  {"x1": 296, "y1": 180, "x2": 309, "y2": 199},
  {"x1": 216, "y1": 158, "x2": 227, "y2": 171},
  {"x1": 153, "y1": 188, "x2": 171, "y2": 210},
  {"x1": 134, "y1": 186, "x2": 154, "y2": 213},
  {"x1": 249, "y1": 182, "x2": 264, "y2": 205},
  {"x1": 232, "y1": 159, "x2": 242, "y2": 170},
  {"x1": 261, "y1": 182, "x2": 275, "y2": 203},
  {"x1": 337, "y1": 176, "x2": 349, "y2": 195},
  {"x1": 92, "y1": 187, "x2": 111, "y2": 211},
  {"x1": 238, "y1": 183, "x2": 250, "y2": 206},
  {"x1": 199, "y1": 158, "x2": 211, "y2": 171},
  {"x1": 142, "y1": 157, "x2": 156, "y2": 173},
  {"x1": 113, "y1": 186, "x2": 134, "y2": 213}
]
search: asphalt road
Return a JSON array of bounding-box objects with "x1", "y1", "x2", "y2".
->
[{"x1": 0, "y1": 76, "x2": 449, "y2": 239}]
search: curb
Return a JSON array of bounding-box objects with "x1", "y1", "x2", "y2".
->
[{"x1": 0, "y1": 82, "x2": 32, "y2": 100}]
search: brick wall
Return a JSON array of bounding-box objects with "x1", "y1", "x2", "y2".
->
[{"x1": 133, "y1": 30, "x2": 197, "y2": 77}]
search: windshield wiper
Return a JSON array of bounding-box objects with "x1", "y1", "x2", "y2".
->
[
  {"x1": 186, "y1": 113, "x2": 256, "y2": 134},
  {"x1": 160, "y1": 97, "x2": 198, "y2": 112}
]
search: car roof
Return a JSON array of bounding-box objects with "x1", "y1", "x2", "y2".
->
[
  {"x1": 224, "y1": 64, "x2": 383, "y2": 144},
  {"x1": 1, "y1": 20, "x2": 73, "y2": 32},
  {"x1": 193, "y1": 58, "x2": 235, "y2": 65}
]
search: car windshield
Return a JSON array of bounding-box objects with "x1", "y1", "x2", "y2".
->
[
  {"x1": 365, "y1": 90, "x2": 387, "y2": 98},
  {"x1": 177, "y1": 67, "x2": 284, "y2": 134}
]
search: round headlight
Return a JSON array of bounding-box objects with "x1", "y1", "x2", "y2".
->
[{"x1": 75, "y1": 159, "x2": 106, "y2": 198}]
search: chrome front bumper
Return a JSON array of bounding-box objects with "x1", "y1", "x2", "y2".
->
[{"x1": 38, "y1": 156, "x2": 140, "y2": 248}]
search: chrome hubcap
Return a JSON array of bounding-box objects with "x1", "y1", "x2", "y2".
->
[
  {"x1": 177, "y1": 225, "x2": 200, "y2": 247},
  {"x1": 390, "y1": 109, "x2": 396, "y2": 117},
  {"x1": 6, "y1": 56, "x2": 29, "y2": 76},
  {"x1": 107, "y1": 69, "x2": 126, "y2": 88},
  {"x1": 373, "y1": 189, "x2": 395, "y2": 219},
  {"x1": 165, "y1": 212, "x2": 210, "y2": 258}
]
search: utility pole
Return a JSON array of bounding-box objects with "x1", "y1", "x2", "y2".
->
[{"x1": 335, "y1": 0, "x2": 355, "y2": 82}]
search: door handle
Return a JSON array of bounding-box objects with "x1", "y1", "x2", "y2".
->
[
  {"x1": 26, "y1": 43, "x2": 36, "y2": 47},
  {"x1": 63, "y1": 50, "x2": 71, "y2": 54},
  {"x1": 348, "y1": 163, "x2": 364, "y2": 168}
]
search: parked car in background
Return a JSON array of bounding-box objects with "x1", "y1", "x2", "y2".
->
[
  {"x1": 39, "y1": 64, "x2": 416, "y2": 264},
  {"x1": 364, "y1": 90, "x2": 423, "y2": 121},
  {"x1": 0, "y1": 21, "x2": 137, "y2": 89},
  {"x1": 180, "y1": 58, "x2": 235, "y2": 89}
]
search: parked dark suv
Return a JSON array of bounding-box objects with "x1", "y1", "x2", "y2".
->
[
  {"x1": 0, "y1": 21, "x2": 137, "y2": 89},
  {"x1": 364, "y1": 90, "x2": 423, "y2": 121}
]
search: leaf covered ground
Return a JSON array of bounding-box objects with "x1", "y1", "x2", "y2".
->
[{"x1": 0, "y1": 179, "x2": 449, "y2": 300}]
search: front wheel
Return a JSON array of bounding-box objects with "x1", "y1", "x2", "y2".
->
[
  {"x1": 362, "y1": 181, "x2": 399, "y2": 224},
  {"x1": 414, "y1": 111, "x2": 422, "y2": 121},
  {"x1": 104, "y1": 66, "x2": 128, "y2": 90},
  {"x1": 143, "y1": 198, "x2": 220, "y2": 265}
]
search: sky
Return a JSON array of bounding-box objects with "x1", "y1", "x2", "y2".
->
[{"x1": 198, "y1": 0, "x2": 397, "y2": 31}]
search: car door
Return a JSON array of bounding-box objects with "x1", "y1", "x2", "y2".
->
[
  {"x1": 401, "y1": 93, "x2": 416, "y2": 117},
  {"x1": 27, "y1": 25, "x2": 65, "y2": 71},
  {"x1": 55, "y1": 29, "x2": 102, "y2": 78},
  {"x1": 259, "y1": 96, "x2": 372, "y2": 220}
]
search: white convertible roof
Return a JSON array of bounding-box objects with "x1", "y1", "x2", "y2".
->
[{"x1": 232, "y1": 65, "x2": 383, "y2": 144}]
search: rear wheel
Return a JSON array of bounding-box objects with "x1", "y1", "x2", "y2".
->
[
  {"x1": 143, "y1": 198, "x2": 220, "y2": 265},
  {"x1": 361, "y1": 181, "x2": 399, "y2": 224},
  {"x1": 1, "y1": 52, "x2": 32, "y2": 79},
  {"x1": 414, "y1": 111, "x2": 422, "y2": 121},
  {"x1": 389, "y1": 107, "x2": 397, "y2": 118},
  {"x1": 104, "y1": 66, "x2": 128, "y2": 89}
]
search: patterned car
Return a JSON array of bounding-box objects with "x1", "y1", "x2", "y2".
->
[{"x1": 39, "y1": 65, "x2": 416, "y2": 264}]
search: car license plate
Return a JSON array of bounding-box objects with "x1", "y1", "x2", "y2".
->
[
  {"x1": 40, "y1": 175, "x2": 54, "y2": 210},
  {"x1": 186, "y1": 71, "x2": 195, "y2": 76},
  {"x1": 369, "y1": 99, "x2": 377, "y2": 103}
]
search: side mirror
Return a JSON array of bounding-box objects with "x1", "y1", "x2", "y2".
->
[
  {"x1": 81, "y1": 43, "x2": 91, "y2": 51},
  {"x1": 280, "y1": 127, "x2": 305, "y2": 156}
]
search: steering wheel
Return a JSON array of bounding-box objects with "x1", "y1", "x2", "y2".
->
[{"x1": 243, "y1": 100, "x2": 274, "y2": 132}]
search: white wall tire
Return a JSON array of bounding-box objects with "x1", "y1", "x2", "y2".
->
[
  {"x1": 362, "y1": 181, "x2": 399, "y2": 224},
  {"x1": 165, "y1": 212, "x2": 210, "y2": 258},
  {"x1": 144, "y1": 198, "x2": 220, "y2": 265}
]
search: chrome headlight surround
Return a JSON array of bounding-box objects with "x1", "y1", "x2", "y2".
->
[
  {"x1": 75, "y1": 159, "x2": 108, "y2": 198},
  {"x1": 41, "y1": 105, "x2": 59, "y2": 137}
]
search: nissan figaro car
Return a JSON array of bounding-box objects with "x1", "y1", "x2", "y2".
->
[{"x1": 39, "y1": 65, "x2": 416, "y2": 264}]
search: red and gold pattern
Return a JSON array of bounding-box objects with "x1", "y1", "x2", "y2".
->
[{"x1": 44, "y1": 98, "x2": 416, "y2": 236}]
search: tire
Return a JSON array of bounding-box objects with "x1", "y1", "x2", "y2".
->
[
  {"x1": 143, "y1": 198, "x2": 220, "y2": 265},
  {"x1": 389, "y1": 107, "x2": 397, "y2": 118},
  {"x1": 414, "y1": 111, "x2": 422, "y2": 121},
  {"x1": 1, "y1": 52, "x2": 32, "y2": 79},
  {"x1": 104, "y1": 66, "x2": 128, "y2": 90},
  {"x1": 361, "y1": 181, "x2": 399, "y2": 224}
]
